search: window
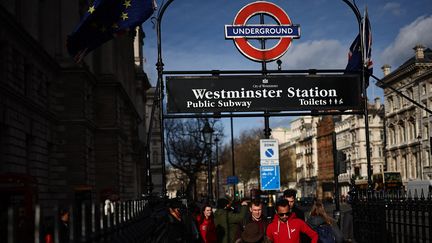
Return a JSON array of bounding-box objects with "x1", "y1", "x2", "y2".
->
[
  {"x1": 388, "y1": 97, "x2": 394, "y2": 112},
  {"x1": 389, "y1": 127, "x2": 395, "y2": 145},
  {"x1": 399, "y1": 124, "x2": 406, "y2": 143},
  {"x1": 394, "y1": 97, "x2": 399, "y2": 110}
]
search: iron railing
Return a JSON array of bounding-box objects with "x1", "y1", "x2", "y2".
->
[
  {"x1": 5, "y1": 199, "x2": 152, "y2": 243},
  {"x1": 351, "y1": 190, "x2": 432, "y2": 243}
]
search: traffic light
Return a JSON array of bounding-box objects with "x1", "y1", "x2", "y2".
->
[{"x1": 337, "y1": 150, "x2": 347, "y2": 174}]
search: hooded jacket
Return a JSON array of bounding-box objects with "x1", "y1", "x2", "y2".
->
[
  {"x1": 306, "y1": 216, "x2": 344, "y2": 243},
  {"x1": 214, "y1": 206, "x2": 248, "y2": 243},
  {"x1": 266, "y1": 213, "x2": 318, "y2": 243}
]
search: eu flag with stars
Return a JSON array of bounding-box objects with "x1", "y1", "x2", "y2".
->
[{"x1": 67, "y1": 0, "x2": 154, "y2": 62}]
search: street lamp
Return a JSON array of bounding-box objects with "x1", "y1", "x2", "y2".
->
[{"x1": 201, "y1": 120, "x2": 214, "y2": 202}]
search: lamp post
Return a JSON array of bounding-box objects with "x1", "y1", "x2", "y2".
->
[
  {"x1": 202, "y1": 120, "x2": 214, "y2": 202},
  {"x1": 214, "y1": 136, "x2": 220, "y2": 200}
]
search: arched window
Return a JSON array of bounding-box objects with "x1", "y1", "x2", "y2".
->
[
  {"x1": 397, "y1": 120, "x2": 405, "y2": 143},
  {"x1": 408, "y1": 118, "x2": 415, "y2": 141},
  {"x1": 411, "y1": 154, "x2": 417, "y2": 179},
  {"x1": 388, "y1": 96, "x2": 394, "y2": 112},
  {"x1": 401, "y1": 156, "x2": 406, "y2": 180}
]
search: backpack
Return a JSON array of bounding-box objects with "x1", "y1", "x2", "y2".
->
[{"x1": 315, "y1": 224, "x2": 336, "y2": 243}]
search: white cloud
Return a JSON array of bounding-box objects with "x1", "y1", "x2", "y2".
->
[
  {"x1": 280, "y1": 39, "x2": 347, "y2": 69},
  {"x1": 383, "y1": 2, "x2": 403, "y2": 16},
  {"x1": 381, "y1": 15, "x2": 432, "y2": 68}
]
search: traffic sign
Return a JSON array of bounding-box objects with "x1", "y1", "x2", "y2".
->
[
  {"x1": 225, "y1": 1, "x2": 300, "y2": 62},
  {"x1": 260, "y1": 165, "x2": 280, "y2": 191},
  {"x1": 260, "y1": 139, "x2": 279, "y2": 162},
  {"x1": 260, "y1": 160, "x2": 279, "y2": 166}
]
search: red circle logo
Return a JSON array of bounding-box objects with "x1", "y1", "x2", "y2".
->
[{"x1": 228, "y1": 1, "x2": 297, "y2": 62}]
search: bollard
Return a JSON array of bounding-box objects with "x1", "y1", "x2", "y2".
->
[
  {"x1": 34, "y1": 204, "x2": 40, "y2": 243},
  {"x1": 8, "y1": 206, "x2": 14, "y2": 243},
  {"x1": 81, "y1": 203, "x2": 86, "y2": 242}
]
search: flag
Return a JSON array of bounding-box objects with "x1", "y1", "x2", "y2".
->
[
  {"x1": 363, "y1": 11, "x2": 373, "y2": 86},
  {"x1": 345, "y1": 34, "x2": 361, "y2": 72},
  {"x1": 67, "y1": 0, "x2": 155, "y2": 62},
  {"x1": 345, "y1": 9, "x2": 373, "y2": 87}
]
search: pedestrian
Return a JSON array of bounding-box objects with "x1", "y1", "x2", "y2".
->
[
  {"x1": 266, "y1": 199, "x2": 318, "y2": 243},
  {"x1": 236, "y1": 223, "x2": 270, "y2": 243},
  {"x1": 283, "y1": 189, "x2": 309, "y2": 243},
  {"x1": 59, "y1": 208, "x2": 70, "y2": 243},
  {"x1": 150, "y1": 198, "x2": 188, "y2": 242},
  {"x1": 196, "y1": 204, "x2": 217, "y2": 243},
  {"x1": 306, "y1": 200, "x2": 343, "y2": 243},
  {"x1": 235, "y1": 199, "x2": 270, "y2": 242},
  {"x1": 214, "y1": 198, "x2": 248, "y2": 243},
  {"x1": 283, "y1": 189, "x2": 305, "y2": 220}
]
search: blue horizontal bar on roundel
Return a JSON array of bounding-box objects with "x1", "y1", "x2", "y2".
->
[{"x1": 225, "y1": 25, "x2": 300, "y2": 38}]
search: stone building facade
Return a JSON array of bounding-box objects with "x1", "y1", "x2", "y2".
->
[
  {"x1": 378, "y1": 45, "x2": 432, "y2": 181},
  {"x1": 335, "y1": 98, "x2": 385, "y2": 196},
  {"x1": 145, "y1": 87, "x2": 163, "y2": 193},
  {"x1": 316, "y1": 116, "x2": 337, "y2": 200},
  {"x1": 0, "y1": 1, "x2": 154, "y2": 232}
]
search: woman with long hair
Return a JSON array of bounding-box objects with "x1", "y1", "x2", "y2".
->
[
  {"x1": 307, "y1": 200, "x2": 344, "y2": 243},
  {"x1": 196, "y1": 204, "x2": 217, "y2": 243}
]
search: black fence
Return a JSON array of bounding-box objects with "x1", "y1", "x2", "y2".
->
[
  {"x1": 351, "y1": 190, "x2": 432, "y2": 243},
  {"x1": 4, "y1": 199, "x2": 155, "y2": 243}
]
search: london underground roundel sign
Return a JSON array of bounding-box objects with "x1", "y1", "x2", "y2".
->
[{"x1": 225, "y1": 1, "x2": 300, "y2": 62}]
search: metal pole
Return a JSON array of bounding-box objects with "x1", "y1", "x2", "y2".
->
[
  {"x1": 260, "y1": 13, "x2": 271, "y2": 139},
  {"x1": 332, "y1": 132, "x2": 341, "y2": 225},
  {"x1": 215, "y1": 137, "x2": 220, "y2": 199},
  {"x1": 156, "y1": 0, "x2": 175, "y2": 197},
  {"x1": 230, "y1": 116, "x2": 236, "y2": 199},
  {"x1": 207, "y1": 146, "x2": 213, "y2": 202},
  {"x1": 342, "y1": 0, "x2": 372, "y2": 189}
]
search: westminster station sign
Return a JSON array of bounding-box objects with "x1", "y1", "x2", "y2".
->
[{"x1": 166, "y1": 75, "x2": 361, "y2": 113}]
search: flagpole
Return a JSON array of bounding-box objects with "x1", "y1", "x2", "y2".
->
[
  {"x1": 155, "y1": 0, "x2": 175, "y2": 198},
  {"x1": 342, "y1": 0, "x2": 373, "y2": 190}
]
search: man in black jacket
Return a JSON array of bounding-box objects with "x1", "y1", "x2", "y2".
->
[
  {"x1": 283, "y1": 189, "x2": 305, "y2": 220},
  {"x1": 151, "y1": 198, "x2": 200, "y2": 243}
]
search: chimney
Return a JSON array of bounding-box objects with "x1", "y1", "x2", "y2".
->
[
  {"x1": 381, "y1": 64, "x2": 391, "y2": 76},
  {"x1": 374, "y1": 97, "x2": 381, "y2": 110},
  {"x1": 413, "y1": 44, "x2": 425, "y2": 59}
]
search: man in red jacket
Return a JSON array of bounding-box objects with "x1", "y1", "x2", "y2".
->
[{"x1": 266, "y1": 199, "x2": 318, "y2": 243}]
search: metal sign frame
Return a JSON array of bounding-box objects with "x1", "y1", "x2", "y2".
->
[{"x1": 150, "y1": 0, "x2": 375, "y2": 196}]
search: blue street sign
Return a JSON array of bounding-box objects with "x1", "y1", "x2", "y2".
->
[
  {"x1": 260, "y1": 165, "x2": 280, "y2": 191},
  {"x1": 227, "y1": 176, "x2": 239, "y2": 185}
]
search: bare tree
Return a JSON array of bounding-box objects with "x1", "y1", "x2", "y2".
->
[
  {"x1": 165, "y1": 118, "x2": 223, "y2": 200},
  {"x1": 220, "y1": 128, "x2": 262, "y2": 193}
]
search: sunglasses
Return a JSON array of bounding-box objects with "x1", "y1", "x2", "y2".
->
[{"x1": 278, "y1": 212, "x2": 290, "y2": 217}]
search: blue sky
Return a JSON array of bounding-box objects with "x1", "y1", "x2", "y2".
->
[{"x1": 142, "y1": 0, "x2": 432, "y2": 141}]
